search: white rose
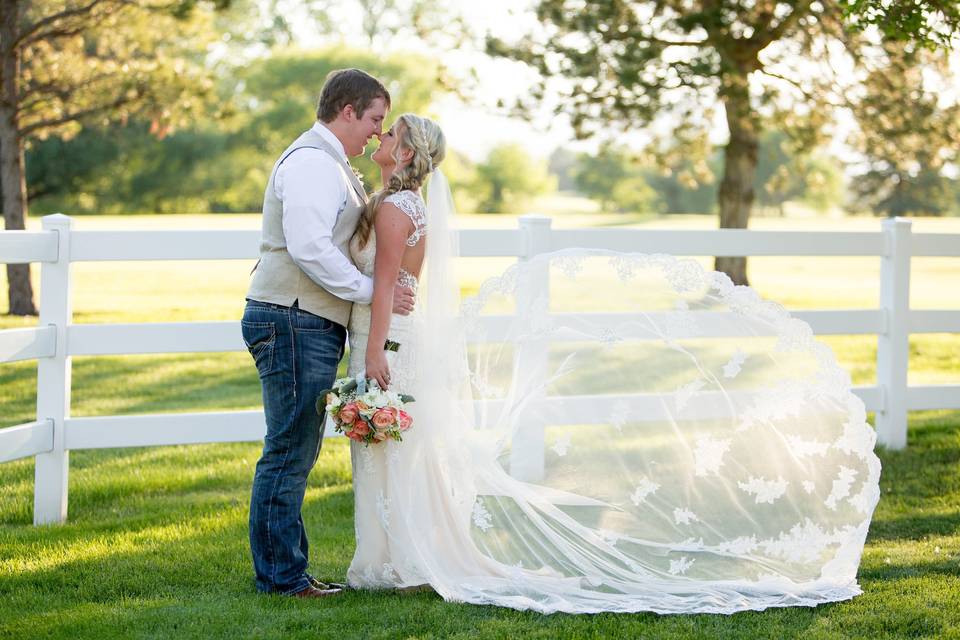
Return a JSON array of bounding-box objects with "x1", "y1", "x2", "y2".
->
[{"x1": 324, "y1": 393, "x2": 342, "y2": 413}]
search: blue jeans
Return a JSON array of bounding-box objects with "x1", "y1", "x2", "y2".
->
[{"x1": 242, "y1": 299, "x2": 346, "y2": 595}]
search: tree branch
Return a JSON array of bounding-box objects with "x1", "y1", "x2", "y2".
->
[
  {"x1": 17, "y1": 94, "x2": 55, "y2": 116},
  {"x1": 635, "y1": 34, "x2": 707, "y2": 47},
  {"x1": 21, "y1": 71, "x2": 122, "y2": 103},
  {"x1": 20, "y1": 91, "x2": 140, "y2": 137},
  {"x1": 22, "y1": 23, "x2": 87, "y2": 47},
  {"x1": 758, "y1": 68, "x2": 846, "y2": 109},
  {"x1": 14, "y1": 0, "x2": 130, "y2": 49},
  {"x1": 754, "y1": 0, "x2": 815, "y2": 49}
]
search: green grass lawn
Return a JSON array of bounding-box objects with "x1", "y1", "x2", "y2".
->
[
  {"x1": 1, "y1": 212, "x2": 959, "y2": 639},
  {"x1": 0, "y1": 413, "x2": 958, "y2": 640}
]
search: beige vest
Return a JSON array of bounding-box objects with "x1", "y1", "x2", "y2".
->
[{"x1": 246, "y1": 128, "x2": 367, "y2": 327}]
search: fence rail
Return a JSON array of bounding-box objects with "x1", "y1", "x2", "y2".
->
[
  {"x1": 0, "y1": 420, "x2": 53, "y2": 464},
  {"x1": 0, "y1": 231, "x2": 59, "y2": 264},
  {"x1": 0, "y1": 326, "x2": 57, "y2": 362},
  {"x1": 1, "y1": 214, "x2": 959, "y2": 524}
]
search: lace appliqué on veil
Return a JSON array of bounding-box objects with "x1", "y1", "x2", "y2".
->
[
  {"x1": 472, "y1": 499, "x2": 494, "y2": 532},
  {"x1": 630, "y1": 478, "x2": 660, "y2": 505}
]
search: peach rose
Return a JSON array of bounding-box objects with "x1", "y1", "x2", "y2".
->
[
  {"x1": 373, "y1": 429, "x2": 389, "y2": 442},
  {"x1": 372, "y1": 407, "x2": 397, "y2": 429},
  {"x1": 338, "y1": 403, "x2": 359, "y2": 424},
  {"x1": 351, "y1": 420, "x2": 371, "y2": 437},
  {"x1": 398, "y1": 410, "x2": 413, "y2": 431}
]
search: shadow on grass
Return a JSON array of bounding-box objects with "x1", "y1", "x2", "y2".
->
[
  {"x1": 0, "y1": 441, "x2": 352, "y2": 527},
  {"x1": 859, "y1": 555, "x2": 960, "y2": 581},
  {"x1": 869, "y1": 511, "x2": 960, "y2": 542},
  {"x1": 68, "y1": 353, "x2": 262, "y2": 417},
  {"x1": 866, "y1": 411, "x2": 960, "y2": 545}
]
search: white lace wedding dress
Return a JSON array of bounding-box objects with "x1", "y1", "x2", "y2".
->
[
  {"x1": 343, "y1": 182, "x2": 881, "y2": 615},
  {"x1": 346, "y1": 189, "x2": 434, "y2": 589}
]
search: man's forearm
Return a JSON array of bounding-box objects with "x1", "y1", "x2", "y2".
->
[{"x1": 286, "y1": 244, "x2": 374, "y2": 303}]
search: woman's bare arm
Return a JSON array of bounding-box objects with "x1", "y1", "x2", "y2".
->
[{"x1": 365, "y1": 203, "x2": 415, "y2": 389}]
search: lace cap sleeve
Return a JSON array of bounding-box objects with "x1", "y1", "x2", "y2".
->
[{"x1": 384, "y1": 190, "x2": 426, "y2": 247}]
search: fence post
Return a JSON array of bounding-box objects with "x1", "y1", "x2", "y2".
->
[
  {"x1": 510, "y1": 215, "x2": 551, "y2": 481},
  {"x1": 876, "y1": 217, "x2": 911, "y2": 450},
  {"x1": 33, "y1": 214, "x2": 73, "y2": 524}
]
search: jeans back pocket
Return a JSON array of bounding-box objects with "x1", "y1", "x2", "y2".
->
[{"x1": 241, "y1": 320, "x2": 276, "y2": 377}]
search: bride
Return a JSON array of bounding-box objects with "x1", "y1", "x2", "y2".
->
[{"x1": 342, "y1": 113, "x2": 881, "y2": 615}]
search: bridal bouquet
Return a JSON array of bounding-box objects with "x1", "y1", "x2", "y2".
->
[{"x1": 317, "y1": 375, "x2": 415, "y2": 445}]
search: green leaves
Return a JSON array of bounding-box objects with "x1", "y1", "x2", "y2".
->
[
  {"x1": 840, "y1": 0, "x2": 960, "y2": 49},
  {"x1": 847, "y1": 41, "x2": 960, "y2": 216},
  {"x1": 20, "y1": 0, "x2": 224, "y2": 144}
]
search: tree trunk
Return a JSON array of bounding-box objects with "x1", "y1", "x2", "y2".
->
[
  {"x1": 0, "y1": 0, "x2": 37, "y2": 315},
  {"x1": 716, "y1": 71, "x2": 759, "y2": 286},
  {"x1": 489, "y1": 182, "x2": 503, "y2": 213}
]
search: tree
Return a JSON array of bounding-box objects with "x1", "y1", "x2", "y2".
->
[
  {"x1": 752, "y1": 131, "x2": 845, "y2": 215},
  {"x1": 473, "y1": 144, "x2": 553, "y2": 213},
  {"x1": 251, "y1": 0, "x2": 334, "y2": 48},
  {"x1": 488, "y1": 1, "x2": 960, "y2": 284},
  {"x1": 25, "y1": 124, "x2": 125, "y2": 206},
  {"x1": 573, "y1": 144, "x2": 633, "y2": 212},
  {"x1": 27, "y1": 47, "x2": 445, "y2": 216},
  {"x1": 848, "y1": 40, "x2": 960, "y2": 217},
  {"x1": 356, "y1": 0, "x2": 395, "y2": 46},
  {"x1": 251, "y1": 0, "x2": 459, "y2": 52},
  {"x1": 644, "y1": 156, "x2": 718, "y2": 215},
  {"x1": 753, "y1": 130, "x2": 800, "y2": 215},
  {"x1": 212, "y1": 48, "x2": 443, "y2": 202},
  {"x1": 575, "y1": 143, "x2": 715, "y2": 214},
  {"x1": 611, "y1": 175, "x2": 660, "y2": 214},
  {"x1": 1, "y1": 0, "x2": 225, "y2": 315},
  {"x1": 547, "y1": 146, "x2": 579, "y2": 192},
  {"x1": 438, "y1": 148, "x2": 479, "y2": 214},
  {"x1": 856, "y1": 166, "x2": 958, "y2": 217},
  {"x1": 799, "y1": 154, "x2": 845, "y2": 214}
]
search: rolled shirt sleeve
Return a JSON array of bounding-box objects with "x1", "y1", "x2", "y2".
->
[{"x1": 276, "y1": 148, "x2": 374, "y2": 304}]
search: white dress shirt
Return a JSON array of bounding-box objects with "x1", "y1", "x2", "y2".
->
[{"x1": 275, "y1": 122, "x2": 374, "y2": 304}]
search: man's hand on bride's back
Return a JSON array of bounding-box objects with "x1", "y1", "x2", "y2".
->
[{"x1": 392, "y1": 284, "x2": 415, "y2": 315}]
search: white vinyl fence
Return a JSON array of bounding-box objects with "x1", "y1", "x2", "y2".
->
[{"x1": 1, "y1": 214, "x2": 959, "y2": 525}]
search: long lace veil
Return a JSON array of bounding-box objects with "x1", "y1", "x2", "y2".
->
[{"x1": 395, "y1": 170, "x2": 881, "y2": 615}]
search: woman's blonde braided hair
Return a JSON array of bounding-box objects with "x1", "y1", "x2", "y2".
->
[{"x1": 355, "y1": 114, "x2": 446, "y2": 248}]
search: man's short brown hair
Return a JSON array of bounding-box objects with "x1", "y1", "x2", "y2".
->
[{"x1": 316, "y1": 69, "x2": 391, "y2": 123}]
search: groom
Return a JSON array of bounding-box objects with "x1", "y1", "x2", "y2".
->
[{"x1": 242, "y1": 68, "x2": 414, "y2": 599}]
